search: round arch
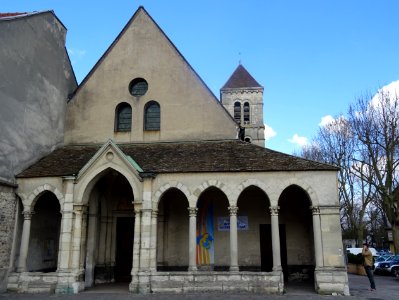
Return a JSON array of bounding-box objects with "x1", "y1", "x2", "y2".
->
[
  {"x1": 235, "y1": 179, "x2": 271, "y2": 206},
  {"x1": 153, "y1": 181, "x2": 191, "y2": 209},
  {"x1": 278, "y1": 184, "x2": 315, "y2": 283},
  {"x1": 156, "y1": 187, "x2": 190, "y2": 271},
  {"x1": 236, "y1": 183, "x2": 271, "y2": 271},
  {"x1": 277, "y1": 178, "x2": 319, "y2": 207},
  {"x1": 192, "y1": 180, "x2": 232, "y2": 207},
  {"x1": 20, "y1": 184, "x2": 64, "y2": 212}
]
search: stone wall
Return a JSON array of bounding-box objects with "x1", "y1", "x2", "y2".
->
[
  {"x1": 0, "y1": 184, "x2": 17, "y2": 292},
  {"x1": 0, "y1": 12, "x2": 77, "y2": 182}
]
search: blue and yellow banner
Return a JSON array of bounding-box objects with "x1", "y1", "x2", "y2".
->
[{"x1": 196, "y1": 199, "x2": 214, "y2": 265}]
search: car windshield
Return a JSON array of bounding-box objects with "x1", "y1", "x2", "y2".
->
[
  {"x1": 386, "y1": 255, "x2": 399, "y2": 261},
  {"x1": 376, "y1": 256, "x2": 386, "y2": 262}
]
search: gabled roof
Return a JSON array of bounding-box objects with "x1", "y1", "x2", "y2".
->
[
  {"x1": 0, "y1": 12, "x2": 28, "y2": 18},
  {"x1": 0, "y1": 10, "x2": 66, "y2": 30},
  {"x1": 221, "y1": 64, "x2": 262, "y2": 89},
  {"x1": 17, "y1": 140, "x2": 338, "y2": 178}
]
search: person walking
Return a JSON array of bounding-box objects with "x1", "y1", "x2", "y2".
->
[{"x1": 362, "y1": 242, "x2": 376, "y2": 291}]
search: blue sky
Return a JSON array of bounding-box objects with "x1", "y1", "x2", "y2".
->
[{"x1": 2, "y1": 0, "x2": 399, "y2": 154}]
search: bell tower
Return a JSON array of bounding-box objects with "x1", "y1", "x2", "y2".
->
[{"x1": 220, "y1": 64, "x2": 265, "y2": 147}]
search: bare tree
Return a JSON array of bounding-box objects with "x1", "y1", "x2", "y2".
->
[
  {"x1": 300, "y1": 117, "x2": 375, "y2": 245},
  {"x1": 349, "y1": 89, "x2": 399, "y2": 253}
]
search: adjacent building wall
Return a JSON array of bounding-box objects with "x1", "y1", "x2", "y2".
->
[
  {"x1": 0, "y1": 11, "x2": 77, "y2": 291},
  {"x1": 0, "y1": 12, "x2": 77, "y2": 183},
  {"x1": 0, "y1": 184, "x2": 17, "y2": 292}
]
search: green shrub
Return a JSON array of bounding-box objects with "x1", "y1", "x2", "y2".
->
[{"x1": 347, "y1": 253, "x2": 364, "y2": 264}]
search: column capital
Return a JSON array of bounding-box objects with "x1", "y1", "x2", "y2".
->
[
  {"x1": 22, "y1": 210, "x2": 35, "y2": 220},
  {"x1": 269, "y1": 206, "x2": 280, "y2": 216},
  {"x1": 311, "y1": 206, "x2": 320, "y2": 215},
  {"x1": 228, "y1": 205, "x2": 238, "y2": 216},
  {"x1": 134, "y1": 201, "x2": 143, "y2": 213},
  {"x1": 73, "y1": 204, "x2": 87, "y2": 214},
  {"x1": 151, "y1": 209, "x2": 158, "y2": 217},
  {"x1": 188, "y1": 207, "x2": 198, "y2": 217}
]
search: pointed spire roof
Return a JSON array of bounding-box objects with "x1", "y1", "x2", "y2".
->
[{"x1": 221, "y1": 64, "x2": 262, "y2": 89}]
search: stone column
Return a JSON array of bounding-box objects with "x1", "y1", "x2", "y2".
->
[
  {"x1": 79, "y1": 207, "x2": 88, "y2": 270},
  {"x1": 131, "y1": 202, "x2": 142, "y2": 275},
  {"x1": 312, "y1": 206, "x2": 323, "y2": 267},
  {"x1": 85, "y1": 203, "x2": 98, "y2": 287},
  {"x1": 57, "y1": 177, "x2": 75, "y2": 271},
  {"x1": 188, "y1": 207, "x2": 198, "y2": 271},
  {"x1": 270, "y1": 206, "x2": 282, "y2": 271},
  {"x1": 105, "y1": 216, "x2": 113, "y2": 264},
  {"x1": 139, "y1": 208, "x2": 152, "y2": 270},
  {"x1": 149, "y1": 209, "x2": 158, "y2": 272},
  {"x1": 137, "y1": 176, "x2": 153, "y2": 272},
  {"x1": 16, "y1": 210, "x2": 34, "y2": 272},
  {"x1": 97, "y1": 215, "x2": 107, "y2": 265},
  {"x1": 110, "y1": 216, "x2": 117, "y2": 267},
  {"x1": 228, "y1": 206, "x2": 239, "y2": 272},
  {"x1": 71, "y1": 205, "x2": 86, "y2": 271}
]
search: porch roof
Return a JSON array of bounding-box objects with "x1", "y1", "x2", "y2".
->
[{"x1": 17, "y1": 140, "x2": 338, "y2": 178}]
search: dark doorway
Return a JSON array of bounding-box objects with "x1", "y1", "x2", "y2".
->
[
  {"x1": 259, "y1": 224, "x2": 272, "y2": 271},
  {"x1": 115, "y1": 217, "x2": 134, "y2": 282},
  {"x1": 259, "y1": 224, "x2": 287, "y2": 275},
  {"x1": 279, "y1": 225, "x2": 288, "y2": 281}
]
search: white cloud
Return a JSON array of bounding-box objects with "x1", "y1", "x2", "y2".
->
[
  {"x1": 319, "y1": 115, "x2": 335, "y2": 127},
  {"x1": 379, "y1": 80, "x2": 399, "y2": 96},
  {"x1": 288, "y1": 134, "x2": 308, "y2": 147},
  {"x1": 371, "y1": 80, "x2": 399, "y2": 109},
  {"x1": 67, "y1": 48, "x2": 87, "y2": 64},
  {"x1": 264, "y1": 124, "x2": 277, "y2": 141}
]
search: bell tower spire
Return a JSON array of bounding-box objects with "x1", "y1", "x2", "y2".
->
[{"x1": 220, "y1": 64, "x2": 265, "y2": 147}]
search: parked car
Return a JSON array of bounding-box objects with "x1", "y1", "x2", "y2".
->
[
  {"x1": 373, "y1": 255, "x2": 394, "y2": 270},
  {"x1": 391, "y1": 262, "x2": 399, "y2": 277},
  {"x1": 375, "y1": 255, "x2": 399, "y2": 275},
  {"x1": 347, "y1": 247, "x2": 378, "y2": 256}
]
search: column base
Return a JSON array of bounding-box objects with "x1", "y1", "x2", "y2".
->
[
  {"x1": 314, "y1": 267, "x2": 349, "y2": 296},
  {"x1": 188, "y1": 266, "x2": 197, "y2": 272},
  {"x1": 229, "y1": 266, "x2": 239, "y2": 272},
  {"x1": 16, "y1": 268, "x2": 26, "y2": 273}
]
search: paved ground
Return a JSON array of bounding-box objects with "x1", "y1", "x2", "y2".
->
[{"x1": 1, "y1": 274, "x2": 398, "y2": 299}]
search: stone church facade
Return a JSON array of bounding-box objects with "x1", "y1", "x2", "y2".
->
[{"x1": 1, "y1": 7, "x2": 349, "y2": 295}]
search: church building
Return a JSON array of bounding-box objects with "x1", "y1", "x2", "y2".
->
[{"x1": 1, "y1": 7, "x2": 349, "y2": 295}]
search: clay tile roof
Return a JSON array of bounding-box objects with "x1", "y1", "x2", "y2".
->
[
  {"x1": 221, "y1": 64, "x2": 262, "y2": 89},
  {"x1": 17, "y1": 140, "x2": 337, "y2": 178}
]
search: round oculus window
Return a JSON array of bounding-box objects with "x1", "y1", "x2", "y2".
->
[{"x1": 129, "y1": 78, "x2": 148, "y2": 97}]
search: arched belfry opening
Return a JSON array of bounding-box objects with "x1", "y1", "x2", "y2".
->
[
  {"x1": 157, "y1": 188, "x2": 189, "y2": 271},
  {"x1": 27, "y1": 192, "x2": 61, "y2": 272},
  {"x1": 237, "y1": 186, "x2": 270, "y2": 271},
  {"x1": 278, "y1": 185, "x2": 314, "y2": 283},
  {"x1": 84, "y1": 169, "x2": 135, "y2": 287},
  {"x1": 196, "y1": 187, "x2": 229, "y2": 271}
]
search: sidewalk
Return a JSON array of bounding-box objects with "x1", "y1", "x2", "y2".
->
[{"x1": 1, "y1": 274, "x2": 398, "y2": 299}]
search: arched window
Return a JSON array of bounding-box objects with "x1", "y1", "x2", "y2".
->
[
  {"x1": 234, "y1": 102, "x2": 241, "y2": 123},
  {"x1": 243, "y1": 102, "x2": 250, "y2": 124},
  {"x1": 144, "y1": 101, "x2": 160, "y2": 130},
  {"x1": 115, "y1": 102, "x2": 132, "y2": 131}
]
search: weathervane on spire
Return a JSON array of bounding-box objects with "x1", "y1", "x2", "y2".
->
[{"x1": 238, "y1": 52, "x2": 242, "y2": 65}]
